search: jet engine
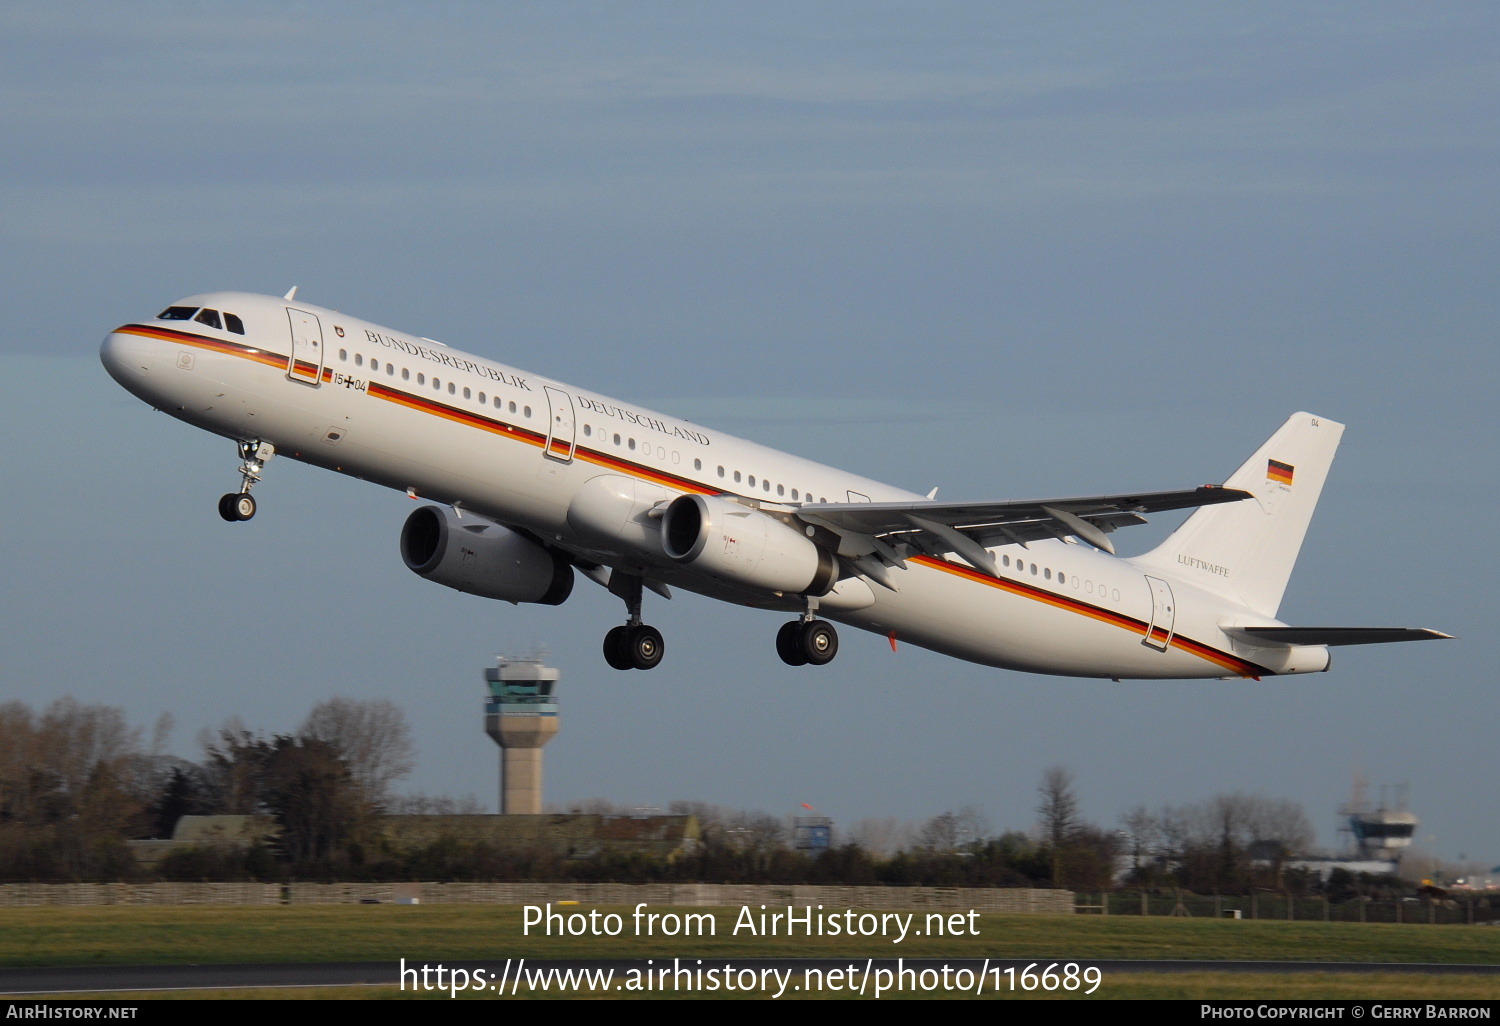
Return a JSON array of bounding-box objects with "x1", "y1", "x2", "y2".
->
[
  {"x1": 400, "y1": 505, "x2": 573, "y2": 605},
  {"x1": 659, "y1": 493, "x2": 837, "y2": 596}
]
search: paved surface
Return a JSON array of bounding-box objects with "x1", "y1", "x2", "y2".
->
[{"x1": 3, "y1": 958, "x2": 1498, "y2": 995}]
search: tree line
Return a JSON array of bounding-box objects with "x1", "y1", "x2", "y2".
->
[{"x1": 0, "y1": 700, "x2": 1412, "y2": 895}]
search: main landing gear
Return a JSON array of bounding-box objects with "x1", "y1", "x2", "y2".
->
[
  {"x1": 603, "y1": 572, "x2": 665, "y2": 671},
  {"x1": 218, "y1": 440, "x2": 275, "y2": 522},
  {"x1": 776, "y1": 609, "x2": 839, "y2": 667}
]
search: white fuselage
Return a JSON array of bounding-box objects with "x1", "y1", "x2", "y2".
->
[{"x1": 100, "y1": 291, "x2": 1326, "y2": 679}]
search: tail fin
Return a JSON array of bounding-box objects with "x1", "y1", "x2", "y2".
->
[{"x1": 1136, "y1": 412, "x2": 1344, "y2": 617}]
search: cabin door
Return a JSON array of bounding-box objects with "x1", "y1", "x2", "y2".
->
[
  {"x1": 543, "y1": 386, "x2": 576, "y2": 462},
  {"x1": 286, "y1": 308, "x2": 324, "y2": 387},
  {"x1": 1143, "y1": 576, "x2": 1176, "y2": 651}
]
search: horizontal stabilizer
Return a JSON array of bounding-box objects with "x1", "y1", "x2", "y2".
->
[{"x1": 1225, "y1": 626, "x2": 1454, "y2": 647}]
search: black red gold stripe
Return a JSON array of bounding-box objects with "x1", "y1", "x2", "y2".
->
[
  {"x1": 119, "y1": 324, "x2": 287, "y2": 371},
  {"x1": 1267, "y1": 459, "x2": 1294, "y2": 485},
  {"x1": 910, "y1": 555, "x2": 1271, "y2": 678},
  {"x1": 364, "y1": 381, "x2": 717, "y2": 495}
]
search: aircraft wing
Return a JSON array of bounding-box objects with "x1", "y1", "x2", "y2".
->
[
  {"x1": 1224, "y1": 627, "x2": 1454, "y2": 647},
  {"x1": 795, "y1": 485, "x2": 1251, "y2": 580}
]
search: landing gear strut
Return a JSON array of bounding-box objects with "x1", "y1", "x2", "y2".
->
[
  {"x1": 218, "y1": 440, "x2": 274, "y2": 522},
  {"x1": 777, "y1": 602, "x2": 839, "y2": 667},
  {"x1": 603, "y1": 572, "x2": 665, "y2": 671}
]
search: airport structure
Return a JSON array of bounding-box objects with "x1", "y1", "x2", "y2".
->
[
  {"x1": 1289, "y1": 781, "x2": 1421, "y2": 880},
  {"x1": 1342, "y1": 783, "x2": 1418, "y2": 862},
  {"x1": 483, "y1": 655, "x2": 560, "y2": 815}
]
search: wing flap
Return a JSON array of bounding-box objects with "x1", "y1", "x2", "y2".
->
[{"x1": 797, "y1": 486, "x2": 1250, "y2": 554}]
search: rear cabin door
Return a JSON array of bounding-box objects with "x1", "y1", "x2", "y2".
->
[
  {"x1": 1142, "y1": 575, "x2": 1176, "y2": 651},
  {"x1": 286, "y1": 308, "x2": 325, "y2": 386}
]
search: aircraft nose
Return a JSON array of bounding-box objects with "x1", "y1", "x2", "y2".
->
[{"x1": 100, "y1": 328, "x2": 162, "y2": 397}]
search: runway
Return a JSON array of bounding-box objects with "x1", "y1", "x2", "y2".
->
[{"x1": 3, "y1": 958, "x2": 1498, "y2": 995}]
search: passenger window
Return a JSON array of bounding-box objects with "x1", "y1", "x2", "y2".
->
[
  {"x1": 224, "y1": 313, "x2": 245, "y2": 334},
  {"x1": 355, "y1": 353, "x2": 363, "y2": 366},
  {"x1": 402, "y1": 368, "x2": 410, "y2": 380},
  {"x1": 509, "y1": 401, "x2": 517, "y2": 413},
  {"x1": 338, "y1": 349, "x2": 348, "y2": 361},
  {"x1": 523, "y1": 406, "x2": 531, "y2": 418},
  {"x1": 1002, "y1": 554, "x2": 1010, "y2": 567},
  {"x1": 748, "y1": 475, "x2": 756, "y2": 487},
  {"x1": 791, "y1": 489, "x2": 799, "y2": 500},
  {"x1": 462, "y1": 386, "x2": 471, "y2": 399},
  {"x1": 734, "y1": 471, "x2": 742, "y2": 483},
  {"x1": 433, "y1": 377, "x2": 441, "y2": 390},
  {"x1": 1044, "y1": 568, "x2": 1052, "y2": 581},
  {"x1": 717, "y1": 466, "x2": 725, "y2": 478},
  {"x1": 417, "y1": 373, "x2": 426, "y2": 385},
  {"x1": 158, "y1": 306, "x2": 197, "y2": 320},
  {"x1": 583, "y1": 425, "x2": 592, "y2": 437},
  {"x1": 386, "y1": 363, "x2": 394, "y2": 374},
  {"x1": 1057, "y1": 572, "x2": 1066, "y2": 585},
  {"x1": 448, "y1": 382, "x2": 457, "y2": 395},
  {"x1": 763, "y1": 480, "x2": 771, "y2": 492},
  {"x1": 478, "y1": 391, "x2": 486, "y2": 403},
  {"x1": 694, "y1": 458, "x2": 702, "y2": 470},
  {"x1": 628, "y1": 438, "x2": 636, "y2": 450},
  {"x1": 777, "y1": 484, "x2": 785, "y2": 496},
  {"x1": 194, "y1": 309, "x2": 221, "y2": 329}
]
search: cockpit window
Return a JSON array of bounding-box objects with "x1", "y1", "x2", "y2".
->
[
  {"x1": 194, "y1": 308, "x2": 222, "y2": 329},
  {"x1": 224, "y1": 312, "x2": 245, "y2": 335},
  {"x1": 158, "y1": 306, "x2": 198, "y2": 320}
]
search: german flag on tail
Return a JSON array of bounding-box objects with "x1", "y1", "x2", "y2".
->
[{"x1": 1267, "y1": 459, "x2": 1294, "y2": 486}]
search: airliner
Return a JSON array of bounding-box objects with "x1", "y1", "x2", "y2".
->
[{"x1": 100, "y1": 290, "x2": 1449, "y2": 677}]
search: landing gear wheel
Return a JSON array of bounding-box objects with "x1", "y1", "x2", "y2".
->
[
  {"x1": 626, "y1": 624, "x2": 664, "y2": 670},
  {"x1": 800, "y1": 619, "x2": 838, "y2": 665},
  {"x1": 219, "y1": 492, "x2": 256, "y2": 522},
  {"x1": 603, "y1": 626, "x2": 633, "y2": 671},
  {"x1": 776, "y1": 620, "x2": 809, "y2": 666}
]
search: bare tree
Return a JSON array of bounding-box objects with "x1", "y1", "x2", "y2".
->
[
  {"x1": 300, "y1": 698, "x2": 415, "y2": 808},
  {"x1": 1119, "y1": 805, "x2": 1160, "y2": 877},
  {"x1": 848, "y1": 817, "x2": 914, "y2": 857},
  {"x1": 1037, "y1": 766, "x2": 1080, "y2": 849},
  {"x1": 1037, "y1": 766, "x2": 1082, "y2": 886},
  {"x1": 918, "y1": 807, "x2": 989, "y2": 853}
]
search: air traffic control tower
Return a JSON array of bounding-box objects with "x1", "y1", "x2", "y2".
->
[{"x1": 483, "y1": 655, "x2": 560, "y2": 815}]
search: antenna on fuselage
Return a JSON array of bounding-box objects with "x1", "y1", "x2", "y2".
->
[{"x1": 283, "y1": 285, "x2": 298, "y2": 300}]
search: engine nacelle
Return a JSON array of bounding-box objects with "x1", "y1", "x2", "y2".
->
[
  {"x1": 660, "y1": 493, "x2": 837, "y2": 596},
  {"x1": 400, "y1": 505, "x2": 573, "y2": 605}
]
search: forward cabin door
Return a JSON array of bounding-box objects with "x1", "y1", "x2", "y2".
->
[
  {"x1": 286, "y1": 308, "x2": 325, "y2": 387},
  {"x1": 1143, "y1": 576, "x2": 1176, "y2": 651},
  {"x1": 543, "y1": 386, "x2": 576, "y2": 462}
]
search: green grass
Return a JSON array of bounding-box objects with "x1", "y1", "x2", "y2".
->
[{"x1": 3, "y1": 906, "x2": 1498, "y2": 999}]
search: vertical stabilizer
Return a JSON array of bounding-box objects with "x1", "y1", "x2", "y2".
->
[{"x1": 1136, "y1": 412, "x2": 1344, "y2": 617}]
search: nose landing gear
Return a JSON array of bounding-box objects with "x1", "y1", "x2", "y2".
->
[{"x1": 218, "y1": 440, "x2": 275, "y2": 522}]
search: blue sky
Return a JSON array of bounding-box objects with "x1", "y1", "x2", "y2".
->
[{"x1": 2, "y1": 3, "x2": 1495, "y2": 864}]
